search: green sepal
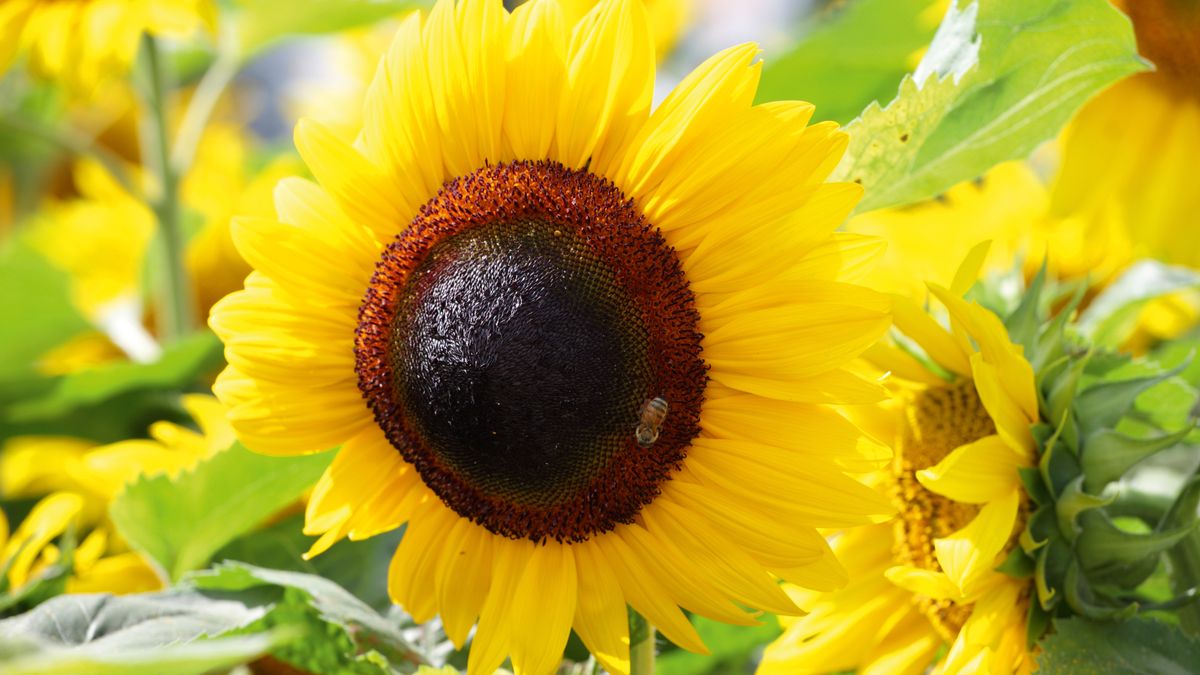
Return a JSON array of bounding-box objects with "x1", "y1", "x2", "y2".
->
[
  {"x1": 1047, "y1": 356, "x2": 1089, "y2": 452},
  {"x1": 1034, "y1": 356, "x2": 1071, "y2": 424},
  {"x1": 1056, "y1": 476, "x2": 1115, "y2": 541},
  {"x1": 1036, "y1": 539, "x2": 1072, "y2": 610},
  {"x1": 1006, "y1": 261, "x2": 1048, "y2": 354},
  {"x1": 1040, "y1": 428, "x2": 1083, "y2": 500},
  {"x1": 1025, "y1": 504, "x2": 1057, "y2": 553},
  {"x1": 1031, "y1": 282, "x2": 1086, "y2": 372},
  {"x1": 1064, "y1": 559, "x2": 1140, "y2": 620},
  {"x1": 1074, "y1": 363, "x2": 1187, "y2": 438},
  {"x1": 1077, "y1": 510, "x2": 1198, "y2": 580},
  {"x1": 1081, "y1": 425, "x2": 1195, "y2": 493},
  {"x1": 1026, "y1": 597, "x2": 1052, "y2": 649},
  {"x1": 1019, "y1": 465, "x2": 1053, "y2": 506},
  {"x1": 996, "y1": 544, "x2": 1037, "y2": 579}
]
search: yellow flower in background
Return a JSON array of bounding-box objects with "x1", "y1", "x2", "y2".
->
[
  {"x1": 761, "y1": 245, "x2": 1038, "y2": 675},
  {"x1": 0, "y1": 395, "x2": 233, "y2": 595},
  {"x1": 0, "y1": 0, "x2": 215, "y2": 96},
  {"x1": 849, "y1": 162, "x2": 1047, "y2": 301},
  {"x1": 210, "y1": 1, "x2": 895, "y2": 673},
  {"x1": 25, "y1": 122, "x2": 288, "y2": 367}
]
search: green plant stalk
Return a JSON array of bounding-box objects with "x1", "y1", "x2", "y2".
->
[
  {"x1": 629, "y1": 608, "x2": 655, "y2": 675},
  {"x1": 141, "y1": 34, "x2": 195, "y2": 342}
]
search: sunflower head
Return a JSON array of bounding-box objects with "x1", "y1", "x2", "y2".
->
[
  {"x1": 763, "y1": 244, "x2": 1199, "y2": 674},
  {"x1": 210, "y1": 1, "x2": 895, "y2": 672}
]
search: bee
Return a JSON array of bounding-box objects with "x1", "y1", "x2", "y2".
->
[{"x1": 635, "y1": 396, "x2": 669, "y2": 448}]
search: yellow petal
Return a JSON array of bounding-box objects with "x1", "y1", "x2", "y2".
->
[
  {"x1": 933, "y1": 489, "x2": 1020, "y2": 596},
  {"x1": 572, "y1": 540, "x2": 631, "y2": 675},
  {"x1": 591, "y1": 531, "x2": 708, "y2": 655},
  {"x1": 469, "y1": 537, "x2": 535, "y2": 675},
  {"x1": 917, "y1": 434, "x2": 1025, "y2": 504},
  {"x1": 3, "y1": 492, "x2": 82, "y2": 589},
  {"x1": 883, "y1": 565, "x2": 961, "y2": 601},
  {"x1": 554, "y1": 0, "x2": 654, "y2": 170},
  {"x1": 509, "y1": 542, "x2": 577, "y2": 675},
  {"x1": 891, "y1": 294, "x2": 971, "y2": 377},
  {"x1": 436, "y1": 522, "x2": 493, "y2": 648},
  {"x1": 503, "y1": 0, "x2": 567, "y2": 160}
]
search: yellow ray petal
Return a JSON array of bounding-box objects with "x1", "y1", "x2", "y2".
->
[
  {"x1": 572, "y1": 540, "x2": 631, "y2": 675},
  {"x1": 933, "y1": 489, "x2": 1020, "y2": 596},
  {"x1": 917, "y1": 434, "x2": 1025, "y2": 504},
  {"x1": 469, "y1": 537, "x2": 535, "y2": 675},
  {"x1": 504, "y1": 0, "x2": 567, "y2": 161},
  {"x1": 509, "y1": 542, "x2": 577, "y2": 675},
  {"x1": 436, "y1": 521, "x2": 493, "y2": 648},
  {"x1": 554, "y1": 0, "x2": 654, "y2": 170}
]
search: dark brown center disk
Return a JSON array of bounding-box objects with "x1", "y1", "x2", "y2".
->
[{"x1": 355, "y1": 160, "x2": 706, "y2": 542}]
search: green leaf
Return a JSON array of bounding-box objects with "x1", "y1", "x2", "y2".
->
[
  {"x1": 1038, "y1": 617, "x2": 1200, "y2": 674},
  {"x1": 233, "y1": 0, "x2": 424, "y2": 58},
  {"x1": 0, "y1": 239, "x2": 88, "y2": 382},
  {"x1": 656, "y1": 613, "x2": 780, "y2": 675},
  {"x1": 1078, "y1": 261, "x2": 1200, "y2": 348},
  {"x1": 1081, "y1": 426, "x2": 1195, "y2": 493},
  {"x1": 834, "y1": 0, "x2": 1144, "y2": 213},
  {"x1": 0, "y1": 589, "x2": 283, "y2": 675},
  {"x1": 213, "y1": 513, "x2": 401, "y2": 611},
  {"x1": 192, "y1": 562, "x2": 423, "y2": 672},
  {"x1": 109, "y1": 442, "x2": 333, "y2": 581},
  {"x1": 756, "y1": 0, "x2": 940, "y2": 124},
  {"x1": 3, "y1": 332, "x2": 222, "y2": 424}
]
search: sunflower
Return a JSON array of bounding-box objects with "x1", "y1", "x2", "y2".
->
[
  {"x1": 0, "y1": 0, "x2": 214, "y2": 95},
  {"x1": 0, "y1": 394, "x2": 233, "y2": 595},
  {"x1": 760, "y1": 244, "x2": 1198, "y2": 674},
  {"x1": 210, "y1": 1, "x2": 895, "y2": 673},
  {"x1": 762, "y1": 246, "x2": 1037, "y2": 674},
  {"x1": 26, "y1": 122, "x2": 290, "y2": 369}
]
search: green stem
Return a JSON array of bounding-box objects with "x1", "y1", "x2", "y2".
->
[
  {"x1": 170, "y1": 15, "x2": 239, "y2": 173},
  {"x1": 140, "y1": 34, "x2": 194, "y2": 342},
  {"x1": 629, "y1": 608, "x2": 655, "y2": 675}
]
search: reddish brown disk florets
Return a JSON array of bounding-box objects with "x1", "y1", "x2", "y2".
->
[{"x1": 355, "y1": 160, "x2": 706, "y2": 542}]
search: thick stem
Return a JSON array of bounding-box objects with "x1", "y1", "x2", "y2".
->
[
  {"x1": 140, "y1": 34, "x2": 194, "y2": 342},
  {"x1": 628, "y1": 608, "x2": 655, "y2": 675}
]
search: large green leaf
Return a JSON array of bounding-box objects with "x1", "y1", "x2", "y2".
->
[
  {"x1": 0, "y1": 589, "x2": 282, "y2": 675},
  {"x1": 757, "y1": 0, "x2": 940, "y2": 124},
  {"x1": 213, "y1": 513, "x2": 401, "y2": 611},
  {"x1": 109, "y1": 442, "x2": 333, "y2": 581},
  {"x1": 233, "y1": 0, "x2": 424, "y2": 58},
  {"x1": 192, "y1": 562, "x2": 424, "y2": 673},
  {"x1": 834, "y1": 0, "x2": 1144, "y2": 213},
  {"x1": 2, "y1": 332, "x2": 222, "y2": 423},
  {"x1": 1038, "y1": 617, "x2": 1200, "y2": 674}
]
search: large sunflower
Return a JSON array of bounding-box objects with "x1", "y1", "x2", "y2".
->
[
  {"x1": 0, "y1": 0, "x2": 213, "y2": 95},
  {"x1": 761, "y1": 249, "x2": 1040, "y2": 674},
  {"x1": 210, "y1": 1, "x2": 894, "y2": 673}
]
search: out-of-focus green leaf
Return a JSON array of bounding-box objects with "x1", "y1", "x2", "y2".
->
[
  {"x1": 757, "y1": 0, "x2": 940, "y2": 124},
  {"x1": 4, "y1": 332, "x2": 222, "y2": 421},
  {"x1": 233, "y1": 0, "x2": 424, "y2": 58},
  {"x1": 1077, "y1": 261, "x2": 1200, "y2": 348},
  {"x1": 1038, "y1": 617, "x2": 1200, "y2": 674},
  {"x1": 213, "y1": 513, "x2": 401, "y2": 611},
  {"x1": 835, "y1": 0, "x2": 1144, "y2": 213},
  {"x1": 0, "y1": 589, "x2": 283, "y2": 675},
  {"x1": 657, "y1": 614, "x2": 780, "y2": 675},
  {"x1": 0, "y1": 331, "x2": 223, "y2": 445},
  {"x1": 0, "y1": 240, "x2": 88, "y2": 382},
  {"x1": 192, "y1": 562, "x2": 424, "y2": 673},
  {"x1": 109, "y1": 442, "x2": 333, "y2": 581}
]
